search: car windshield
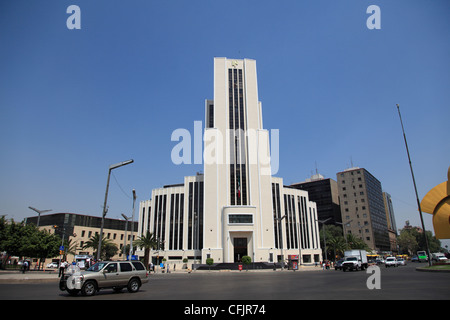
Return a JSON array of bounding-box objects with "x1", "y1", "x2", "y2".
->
[
  {"x1": 87, "y1": 262, "x2": 108, "y2": 272},
  {"x1": 386, "y1": 258, "x2": 395, "y2": 261},
  {"x1": 345, "y1": 257, "x2": 357, "y2": 261}
]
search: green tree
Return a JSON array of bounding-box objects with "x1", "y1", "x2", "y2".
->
[
  {"x1": 0, "y1": 218, "x2": 60, "y2": 269},
  {"x1": 398, "y1": 227, "x2": 442, "y2": 255},
  {"x1": 242, "y1": 255, "x2": 251, "y2": 270},
  {"x1": 34, "y1": 229, "x2": 60, "y2": 269},
  {"x1": 397, "y1": 229, "x2": 418, "y2": 255},
  {"x1": 346, "y1": 233, "x2": 370, "y2": 251},
  {"x1": 206, "y1": 257, "x2": 214, "y2": 271},
  {"x1": 328, "y1": 236, "x2": 347, "y2": 260},
  {"x1": 82, "y1": 233, "x2": 118, "y2": 260},
  {"x1": 133, "y1": 231, "x2": 158, "y2": 269}
]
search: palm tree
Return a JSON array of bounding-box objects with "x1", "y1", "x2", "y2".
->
[
  {"x1": 346, "y1": 233, "x2": 370, "y2": 251},
  {"x1": 82, "y1": 233, "x2": 117, "y2": 260},
  {"x1": 64, "y1": 238, "x2": 78, "y2": 260},
  {"x1": 328, "y1": 237, "x2": 347, "y2": 260},
  {"x1": 134, "y1": 231, "x2": 158, "y2": 269}
]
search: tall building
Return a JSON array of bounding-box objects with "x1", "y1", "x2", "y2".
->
[
  {"x1": 336, "y1": 167, "x2": 390, "y2": 252},
  {"x1": 138, "y1": 58, "x2": 322, "y2": 266},
  {"x1": 290, "y1": 174, "x2": 342, "y2": 226},
  {"x1": 383, "y1": 192, "x2": 398, "y2": 253}
]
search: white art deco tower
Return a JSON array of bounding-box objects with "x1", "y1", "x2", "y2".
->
[{"x1": 138, "y1": 58, "x2": 322, "y2": 267}]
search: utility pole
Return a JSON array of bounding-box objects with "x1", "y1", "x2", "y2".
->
[
  {"x1": 97, "y1": 159, "x2": 134, "y2": 260},
  {"x1": 396, "y1": 104, "x2": 432, "y2": 266}
]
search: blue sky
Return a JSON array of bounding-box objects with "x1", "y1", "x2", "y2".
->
[{"x1": 1, "y1": 1, "x2": 449, "y2": 246}]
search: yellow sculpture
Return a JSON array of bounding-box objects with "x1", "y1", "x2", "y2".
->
[{"x1": 420, "y1": 166, "x2": 450, "y2": 239}]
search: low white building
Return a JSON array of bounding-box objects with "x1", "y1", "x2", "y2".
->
[{"x1": 137, "y1": 58, "x2": 322, "y2": 268}]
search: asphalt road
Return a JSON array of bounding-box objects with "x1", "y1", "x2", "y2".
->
[{"x1": 1, "y1": 263, "x2": 449, "y2": 301}]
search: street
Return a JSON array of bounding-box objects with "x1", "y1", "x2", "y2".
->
[{"x1": 1, "y1": 263, "x2": 449, "y2": 300}]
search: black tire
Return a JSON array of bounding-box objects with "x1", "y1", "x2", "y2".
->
[
  {"x1": 127, "y1": 278, "x2": 141, "y2": 293},
  {"x1": 67, "y1": 289, "x2": 80, "y2": 296},
  {"x1": 81, "y1": 280, "x2": 97, "y2": 296}
]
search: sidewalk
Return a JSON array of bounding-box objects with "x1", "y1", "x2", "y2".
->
[
  {"x1": 0, "y1": 269, "x2": 61, "y2": 283},
  {"x1": 0, "y1": 265, "x2": 323, "y2": 283}
]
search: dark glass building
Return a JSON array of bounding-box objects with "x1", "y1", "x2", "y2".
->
[{"x1": 290, "y1": 175, "x2": 342, "y2": 226}]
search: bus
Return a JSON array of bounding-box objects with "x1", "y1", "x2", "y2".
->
[{"x1": 417, "y1": 251, "x2": 428, "y2": 263}]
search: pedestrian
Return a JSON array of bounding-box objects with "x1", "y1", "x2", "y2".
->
[
  {"x1": 22, "y1": 260, "x2": 28, "y2": 274},
  {"x1": 59, "y1": 260, "x2": 68, "y2": 277},
  {"x1": 167, "y1": 264, "x2": 170, "y2": 273}
]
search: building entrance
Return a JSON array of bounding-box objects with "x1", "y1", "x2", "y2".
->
[{"x1": 233, "y1": 237, "x2": 248, "y2": 262}]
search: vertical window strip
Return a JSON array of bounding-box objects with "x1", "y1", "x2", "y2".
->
[
  {"x1": 291, "y1": 195, "x2": 298, "y2": 249},
  {"x1": 179, "y1": 193, "x2": 184, "y2": 249},
  {"x1": 174, "y1": 193, "x2": 180, "y2": 250},
  {"x1": 161, "y1": 195, "x2": 167, "y2": 249},
  {"x1": 169, "y1": 194, "x2": 174, "y2": 250},
  {"x1": 188, "y1": 182, "x2": 193, "y2": 250}
]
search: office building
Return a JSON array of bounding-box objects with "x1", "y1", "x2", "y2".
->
[
  {"x1": 337, "y1": 167, "x2": 390, "y2": 252},
  {"x1": 138, "y1": 58, "x2": 322, "y2": 267},
  {"x1": 290, "y1": 174, "x2": 342, "y2": 226},
  {"x1": 25, "y1": 212, "x2": 138, "y2": 264},
  {"x1": 383, "y1": 192, "x2": 398, "y2": 253}
]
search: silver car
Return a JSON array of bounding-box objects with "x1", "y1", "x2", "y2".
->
[{"x1": 60, "y1": 261, "x2": 149, "y2": 296}]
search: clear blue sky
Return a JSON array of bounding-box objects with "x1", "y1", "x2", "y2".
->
[{"x1": 1, "y1": 1, "x2": 449, "y2": 247}]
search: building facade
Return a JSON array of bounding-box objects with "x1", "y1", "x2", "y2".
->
[
  {"x1": 336, "y1": 167, "x2": 391, "y2": 252},
  {"x1": 138, "y1": 58, "x2": 322, "y2": 267},
  {"x1": 26, "y1": 213, "x2": 138, "y2": 264},
  {"x1": 383, "y1": 192, "x2": 398, "y2": 253},
  {"x1": 290, "y1": 174, "x2": 342, "y2": 226}
]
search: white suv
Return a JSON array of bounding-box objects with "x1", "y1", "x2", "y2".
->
[
  {"x1": 60, "y1": 261, "x2": 149, "y2": 296},
  {"x1": 385, "y1": 257, "x2": 397, "y2": 268}
]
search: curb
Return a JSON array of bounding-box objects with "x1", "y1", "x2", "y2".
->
[
  {"x1": 416, "y1": 267, "x2": 450, "y2": 273},
  {"x1": 0, "y1": 278, "x2": 60, "y2": 284}
]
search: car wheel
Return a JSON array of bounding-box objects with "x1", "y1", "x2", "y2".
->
[
  {"x1": 81, "y1": 280, "x2": 97, "y2": 296},
  {"x1": 67, "y1": 289, "x2": 80, "y2": 296},
  {"x1": 127, "y1": 278, "x2": 141, "y2": 293}
]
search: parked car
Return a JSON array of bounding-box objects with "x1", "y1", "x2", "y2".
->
[
  {"x1": 432, "y1": 253, "x2": 448, "y2": 262},
  {"x1": 385, "y1": 257, "x2": 398, "y2": 268},
  {"x1": 59, "y1": 260, "x2": 149, "y2": 296},
  {"x1": 397, "y1": 258, "x2": 406, "y2": 266},
  {"x1": 46, "y1": 262, "x2": 59, "y2": 268},
  {"x1": 335, "y1": 259, "x2": 344, "y2": 270},
  {"x1": 411, "y1": 255, "x2": 418, "y2": 262}
]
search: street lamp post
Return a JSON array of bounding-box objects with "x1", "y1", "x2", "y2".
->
[
  {"x1": 336, "y1": 219, "x2": 353, "y2": 248},
  {"x1": 28, "y1": 207, "x2": 52, "y2": 227},
  {"x1": 274, "y1": 215, "x2": 287, "y2": 268},
  {"x1": 97, "y1": 159, "x2": 133, "y2": 261},
  {"x1": 121, "y1": 213, "x2": 130, "y2": 259},
  {"x1": 129, "y1": 189, "x2": 136, "y2": 260},
  {"x1": 316, "y1": 218, "x2": 332, "y2": 263}
]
